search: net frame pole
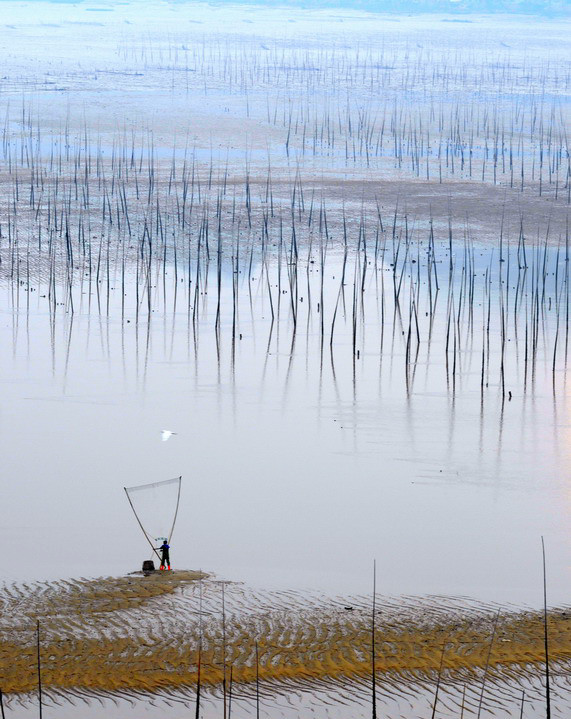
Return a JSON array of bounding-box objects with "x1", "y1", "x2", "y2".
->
[
  {"x1": 125, "y1": 476, "x2": 180, "y2": 493},
  {"x1": 124, "y1": 486, "x2": 163, "y2": 563},
  {"x1": 168, "y1": 476, "x2": 182, "y2": 543}
]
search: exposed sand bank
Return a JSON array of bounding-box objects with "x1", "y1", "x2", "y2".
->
[{"x1": 1, "y1": 573, "x2": 569, "y2": 710}]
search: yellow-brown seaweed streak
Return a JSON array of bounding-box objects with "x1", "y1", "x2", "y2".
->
[{"x1": 1, "y1": 574, "x2": 570, "y2": 712}]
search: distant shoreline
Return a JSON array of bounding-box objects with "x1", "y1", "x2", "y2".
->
[{"x1": 5, "y1": 0, "x2": 571, "y2": 20}]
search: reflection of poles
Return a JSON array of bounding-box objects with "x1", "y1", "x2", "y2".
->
[
  {"x1": 36, "y1": 620, "x2": 43, "y2": 719},
  {"x1": 0, "y1": 687, "x2": 6, "y2": 719},
  {"x1": 542, "y1": 537, "x2": 551, "y2": 719}
]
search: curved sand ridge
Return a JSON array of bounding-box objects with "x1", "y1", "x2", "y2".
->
[{"x1": 1, "y1": 573, "x2": 570, "y2": 714}]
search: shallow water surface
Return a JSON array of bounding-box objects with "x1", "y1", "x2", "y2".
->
[{"x1": 1, "y1": 250, "x2": 570, "y2": 607}]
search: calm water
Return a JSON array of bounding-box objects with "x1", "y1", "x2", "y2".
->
[
  {"x1": 2, "y1": 245, "x2": 570, "y2": 607},
  {"x1": 1, "y1": 3, "x2": 570, "y2": 716}
]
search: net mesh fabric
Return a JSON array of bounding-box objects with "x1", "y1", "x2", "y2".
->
[{"x1": 124, "y1": 477, "x2": 181, "y2": 547}]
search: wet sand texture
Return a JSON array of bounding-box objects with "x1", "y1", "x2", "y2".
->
[{"x1": 1, "y1": 574, "x2": 569, "y2": 709}]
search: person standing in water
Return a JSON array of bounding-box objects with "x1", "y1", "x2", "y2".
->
[{"x1": 156, "y1": 539, "x2": 171, "y2": 570}]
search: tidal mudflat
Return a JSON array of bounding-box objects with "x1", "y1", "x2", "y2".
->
[{"x1": 0, "y1": 1, "x2": 570, "y2": 716}]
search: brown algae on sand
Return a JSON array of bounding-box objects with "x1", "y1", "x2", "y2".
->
[{"x1": 0, "y1": 574, "x2": 570, "y2": 700}]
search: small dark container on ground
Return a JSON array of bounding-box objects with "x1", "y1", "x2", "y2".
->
[{"x1": 142, "y1": 560, "x2": 155, "y2": 573}]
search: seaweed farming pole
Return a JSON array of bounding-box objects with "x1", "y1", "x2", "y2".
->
[
  {"x1": 372, "y1": 559, "x2": 377, "y2": 719},
  {"x1": 0, "y1": 688, "x2": 6, "y2": 719},
  {"x1": 476, "y1": 609, "x2": 500, "y2": 719},
  {"x1": 228, "y1": 665, "x2": 233, "y2": 719},
  {"x1": 222, "y1": 583, "x2": 227, "y2": 719},
  {"x1": 255, "y1": 641, "x2": 260, "y2": 719},
  {"x1": 519, "y1": 689, "x2": 526, "y2": 719},
  {"x1": 36, "y1": 619, "x2": 43, "y2": 719},
  {"x1": 430, "y1": 641, "x2": 446, "y2": 719},
  {"x1": 542, "y1": 536, "x2": 551, "y2": 719},
  {"x1": 195, "y1": 572, "x2": 203, "y2": 719},
  {"x1": 195, "y1": 640, "x2": 201, "y2": 719}
]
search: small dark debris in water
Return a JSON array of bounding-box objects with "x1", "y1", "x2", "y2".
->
[{"x1": 344, "y1": 606, "x2": 354, "y2": 611}]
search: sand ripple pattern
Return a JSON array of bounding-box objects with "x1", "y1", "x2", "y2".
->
[{"x1": 1, "y1": 573, "x2": 570, "y2": 716}]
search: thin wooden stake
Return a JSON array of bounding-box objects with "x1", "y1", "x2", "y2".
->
[
  {"x1": 476, "y1": 609, "x2": 500, "y2": 719},
  {"x1": 542, "y1": 536, "x2": 551, "y2": 719},
  {"x1": 255, "y1": 641, "x2": 260, "y2": 719},
  {"x1": 228, "y1": 665, "x2": 233, "y2": 719},
  {"x1": 36, "y1": 619, "x2": 42, "y2": 719},
  {"x1": 431, "y1": 641, "x2": 446, "y2": 719},
  {"x1": 195, "y1": 641, "x2": 201, "y2": 719},
  {"x1": 222, "y1": 583, "x2": 227, "y2": 719},
  {"x1": 372, "y1": 559, "x2": 377, "y2": 719},
  {"x1": 195, "y1": 573, "x2": 203, "y2": 719}
]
